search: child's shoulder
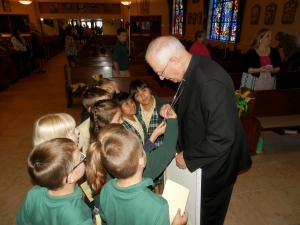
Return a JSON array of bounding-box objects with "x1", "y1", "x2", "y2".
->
[
  {"x1": 153, "y1": 95, "x2": 169, "y2": 107},
  {"x1": 28, "y1": 185, "x2": 47, "y2": 196}
]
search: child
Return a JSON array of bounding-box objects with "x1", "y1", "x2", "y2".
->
[
  {"x1": 113, "y1": 92, "x2": 166, "y2": 150},
  {"x1": 78, "y1": 87, "x2": 112, "y2": 153},
  {"x1": 96, "y1": 78, "x2": 120, "y2": 96},
  {"x1": 33, "y1": 113, "x2": 79, "y2": 146},
  {"x1": 96, "y1": 124, "x2": 189, "y2": 225},
  {"x1": 89, "y1": 99, "x2": 123, "y2": 144},
  {"x1": 130, "y1": 79, "x2": 169, "y2": 194},
  {"x1": 86, "y1": 102, "x2": 178, "y2": 211},
  {"x1": 16, "y1": 138, "x2": 93, "y2": 225}
]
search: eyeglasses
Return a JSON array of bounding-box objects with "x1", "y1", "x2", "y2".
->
[
  {"x1": 157, "y1": 59, "x2": 170, "y2": 77},
  {"x1": 163, "y1": 78, "x2": 185, "y2": 124},
  {"x1": 66, "y1": 152, "x2": 86, "y2": 183}
]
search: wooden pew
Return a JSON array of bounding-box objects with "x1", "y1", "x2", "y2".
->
[
  {"x1": 0, "y1": 57, "x2": 9, "y2": 91},
  {"x1": 0, "y1": 51, "x2": 20, "y2": 83},
  {"x1": 64, "y1": 64, "x2": 176, "y2": 107},
  {"x1": 240, "y1": 87, "x2": 300, "y2": 155}
]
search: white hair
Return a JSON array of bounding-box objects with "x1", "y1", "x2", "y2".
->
[{"x1": 145, "y1": 36, "x2": 186, "y2": 66}]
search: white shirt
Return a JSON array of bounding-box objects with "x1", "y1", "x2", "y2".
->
[{"x1": 11, "y1": 36, "x2": 26, "y2": 52}]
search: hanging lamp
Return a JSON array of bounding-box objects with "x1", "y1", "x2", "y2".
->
[{"x1": 19, "y1": 0, "x2": 32, "y2": 5}]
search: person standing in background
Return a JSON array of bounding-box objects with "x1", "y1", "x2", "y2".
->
[
  {"x1": 112, "y1": 28, "x2": 130, "y2": 77},
  {"x1": 65, "y1": 26, "x2": 77, "y2": 66},
  {"x1": 189, "y1": 30, "x2": 211, "y2": 58},
  {"x1": 11, "y1": 29, "x2": 31, "y2": 76},
  {"x1": 29, "y1": 23, "x2": 46, "y2": 73},
  {"x1": 275, "y1": 31, "x2": 300, "y2": 71}
]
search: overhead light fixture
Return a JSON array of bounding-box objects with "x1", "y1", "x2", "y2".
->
[
  {"x1": 121, "y1": 1, "x2": 131, "y2": 5},
  {"x1": 19, "y1": 0, "x2": 32, "y2": 5},
  {"x1": 40, "y1": 18, "x2": 43, "y2": 21}
]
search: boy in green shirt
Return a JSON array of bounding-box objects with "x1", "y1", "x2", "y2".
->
[
  {"x1": 112, "y1": 28, "x2": 130, "y2": 77},
  {"x1": 16, "y1": 138, "x2": 93, "y2": 225},
  {"x1": 97, "y1": 123, "x2": 188, "y2": 225}
]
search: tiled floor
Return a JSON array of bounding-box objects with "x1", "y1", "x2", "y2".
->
[{"x1": 0, "y1": 52, "x2": 300, "y2": 225}]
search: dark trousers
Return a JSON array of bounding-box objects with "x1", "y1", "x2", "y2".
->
[
  {"x1": 201, "y1": 182, "x2": 234, "y2": 225},
  {"x1": 21, "y1": 51, "x2": 30, "y2": 74}
]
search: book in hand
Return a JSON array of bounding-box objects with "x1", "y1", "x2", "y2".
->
[{"x1": 162, "y1": 179, "x2": 190, "y2": 224}]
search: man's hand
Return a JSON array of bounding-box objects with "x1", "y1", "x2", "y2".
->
[{"x1": 176, "y1": 152, "x2": 187, "y2": 169}]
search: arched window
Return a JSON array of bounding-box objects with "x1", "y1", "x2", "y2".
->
[
  {"x1": 209, "y1": 0, "x2": 239, "y2": 42},
  {"x1": 172, "y1": 0, "x2": 183, "y2": 35}
]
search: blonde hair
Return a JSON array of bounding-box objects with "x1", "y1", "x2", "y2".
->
[
  {"x1": 33, "y1": 113, "x2": 76, "y2": 146},
  {"x1": 250, "y1": 28, "x2": 270, "y2": 50}
]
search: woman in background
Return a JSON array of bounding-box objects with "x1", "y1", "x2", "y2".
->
[
  {"x1": 11, "y1": 29, "x2": 31, "y2": 75},
  {"x1": 29, "y1": 23, "x2": 46, "y2": 73},
  {"x1": 65, "y1": 26, "x2": 77, "y2": 66},
  {"x1": 189, "y1": 30, "x2": 211, "y2": 58},
  {"x1": 241, "y1": 28, "x2": 281, "y2": 91},
  {"x1": 240, "y1": 28, "x2": 282, "y2": 154}
]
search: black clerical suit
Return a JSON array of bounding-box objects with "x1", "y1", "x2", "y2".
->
[{"x1": 176, "y1": 54, "x2": 252, "y2": 225}]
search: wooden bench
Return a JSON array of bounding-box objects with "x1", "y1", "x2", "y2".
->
[
  {"x1": 64, "y1": 64, "x2": 177, "y2": 107},
  {"x1": 240, "y1": 87, "x2": 300, "y2": 155}
]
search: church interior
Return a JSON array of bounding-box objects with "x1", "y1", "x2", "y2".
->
[{"x1": 0, "y1": 0, "x2": 300, "y2": 224}]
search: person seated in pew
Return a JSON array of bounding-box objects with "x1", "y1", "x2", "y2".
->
[
  {"x1": 99, "y1": 47, "x2": 106, "y2": 57},
  {"x1": 78, "y1": 87, "x2": 112, "y2": 153},
  {"x1": 85, "y1": 100, "x2": 178, "y2": 213},
  {"x1": 189, "y1": 30, "x2": 211, "y2": 58},
  {"x1": 275, "y1": 31, "x2": 300, "y2": 71},
  {"x1": 93, "y1": 124, "x2": 188, "y2": 225}
]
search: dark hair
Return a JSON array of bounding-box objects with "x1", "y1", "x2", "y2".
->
[
  {"x1": 89, "y1": 99, "x2": 120, "y2": 143},
  {"x1": 65, "y1": 26, "x2": 72, "y2": 36},
  {"x1": 117, "y1": 28, "x2": 127, "y2": 35},
  {"x1": 100, "y1": 47, "x2": 106, "y2": 55},
  {"x1": 113, "y1": 92, "x2": 131, "y2": 106},
  {"x1": 12, "y1": 29, "x2": 23, "y2": 44},
  {"x1": 82, "y1": 87, "x2": 112, "y2": 110},
  {"x1": 195, "y1": 30, "x2": 206, "y2": 41},
  {"x1": 28, "y1": 138, "x2": 76, "y2": 190},
  {"x1": 275, "y1": 32, "x2": 286, "y2": 41},
  {"x1": 129, "y1": 79, "x2": 152, "y2": 99}
]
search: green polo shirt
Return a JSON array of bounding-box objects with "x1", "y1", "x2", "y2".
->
[{"x1": 112, "y1": 41, "x2": 129, "y2": 70}]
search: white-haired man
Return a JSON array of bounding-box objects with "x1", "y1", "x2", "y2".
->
[{"x1": 146, "y1": 36, "x2": 252, "y2": 225}]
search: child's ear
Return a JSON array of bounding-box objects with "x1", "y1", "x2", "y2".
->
[
  {"x1": 66, "y1": 173, "x2": 75, "y2": 184},
  {"x1": 138, "y1": 155, "x2": 146, "y2": 169}
]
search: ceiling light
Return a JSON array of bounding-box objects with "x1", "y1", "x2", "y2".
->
[
  {"x1": 19, "y1": 0, "x2": 32, "y2": 5},
  {"x1": 121, "y1": 1, "x2": 131, "y2": 5}
]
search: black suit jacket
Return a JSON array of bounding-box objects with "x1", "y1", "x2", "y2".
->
[{"x1": 176, "y1": 54, "x2": 252, "y2": 195}]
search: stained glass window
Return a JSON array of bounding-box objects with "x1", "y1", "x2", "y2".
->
[
  {"x1": 210, "y1": 0, "x2": 239, "y2": 42},
  {"x1": 173, "y1": 0, "x2": 183, "y2": 35}
]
